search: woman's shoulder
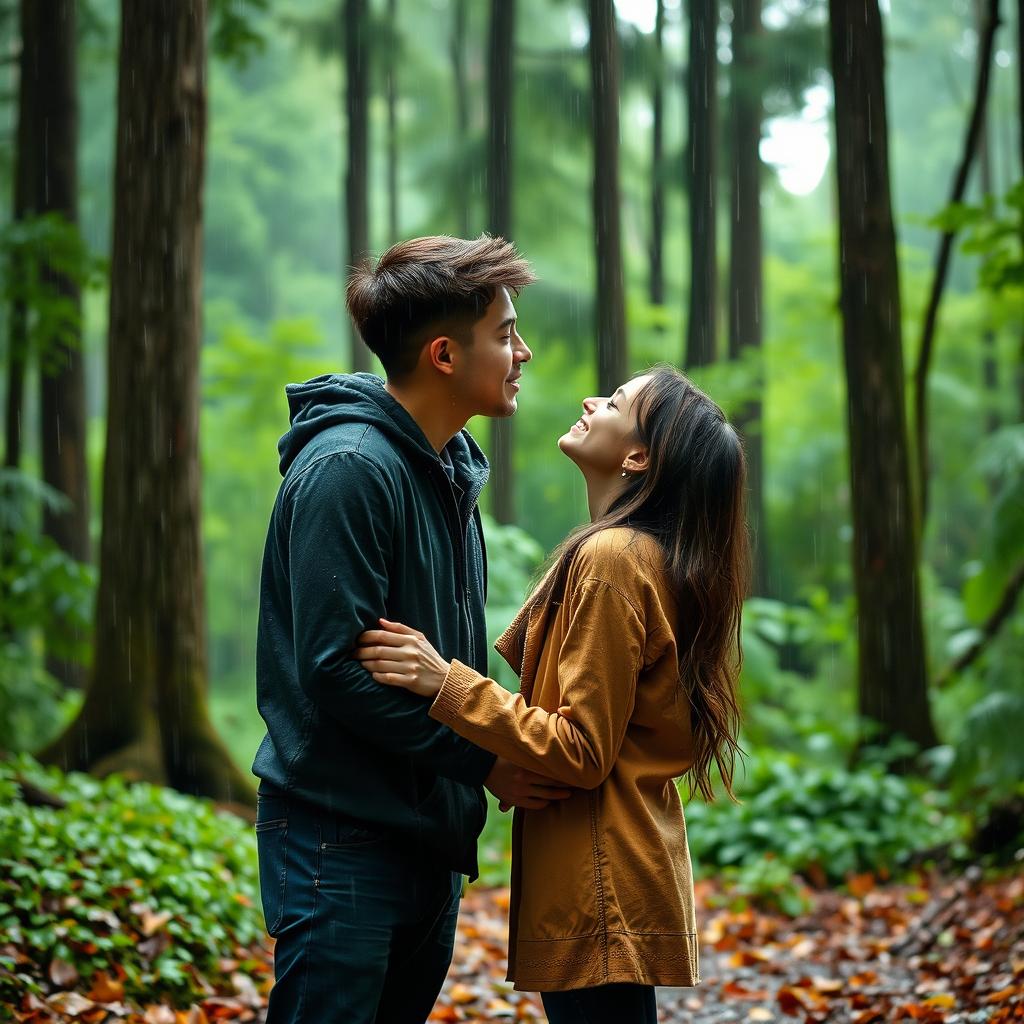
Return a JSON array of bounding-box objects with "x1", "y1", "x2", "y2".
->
[{"x1": 572, "y1": 527, "x2": 665, "y2": 585}]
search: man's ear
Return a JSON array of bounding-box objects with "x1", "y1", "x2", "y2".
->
[
  {"x1": 622, "y1": 445, "x2": 650, "y2": 475},
  {"x1": 426, "y1": 335, "x2": 457, "y2": 376}
]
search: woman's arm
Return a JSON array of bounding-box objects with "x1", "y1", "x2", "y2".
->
[{"x1": 357, "y1": 580, "x2": 645, "y2": 789}]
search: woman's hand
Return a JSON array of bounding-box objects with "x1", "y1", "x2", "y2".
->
[{"x1": 355, "y1": 618, "x2": 451, "y2": 698}]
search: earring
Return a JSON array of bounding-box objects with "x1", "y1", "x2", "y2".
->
[{"x1": 621, "y1": 470, "x2": 628, "y2": 478}]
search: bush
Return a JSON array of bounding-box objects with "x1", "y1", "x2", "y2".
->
[
  {"x1": 0, "y1": 756, "x2": 265, "y2": 1005},
  {"x1": 684, "y1": 750, "x2": 967, "y2": 888}
]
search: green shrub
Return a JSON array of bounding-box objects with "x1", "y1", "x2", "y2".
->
[
  {"x1": 0, "y1": 756, "x2": 264, "y2": 1004},
  {"x1": 684, "y1": 750, "x2": 967, "y2": 886}
]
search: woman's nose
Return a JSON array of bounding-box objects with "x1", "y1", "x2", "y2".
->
[{"x1": 582, "y1": 396, "x2": 598, "y2": 414}]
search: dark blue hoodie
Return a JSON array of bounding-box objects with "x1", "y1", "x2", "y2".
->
[{"x1": 252, "y1": 373, "x2": 495, "y2": 878}]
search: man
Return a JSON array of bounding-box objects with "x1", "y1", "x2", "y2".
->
[{"x1": 253, "y1": 234, "x2": 570, "y2": 1023}]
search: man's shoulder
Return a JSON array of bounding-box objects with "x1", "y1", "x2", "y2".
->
[{"x1": 285, "y1": 423, "x2": 408, "y2": 482}]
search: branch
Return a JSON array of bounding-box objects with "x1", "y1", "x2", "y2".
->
[
  {"x1": 935, "y1": 559, "x2": 1024, "y2": 688},
  {"x1": 913, "y1": 0, "x2": 1001, "y2": 529}
]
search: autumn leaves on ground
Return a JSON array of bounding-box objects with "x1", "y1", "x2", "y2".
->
[{"x1": 6, "y1": 874, "x2": 1023, "y2": 1023}]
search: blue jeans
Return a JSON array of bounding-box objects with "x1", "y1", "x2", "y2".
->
[
  {"x1": 541, "y1": 984, "x2": 658, "y2": 1024},
  {"x1": 256, "y1": 791, "x2": 462, "y2": 1024}
]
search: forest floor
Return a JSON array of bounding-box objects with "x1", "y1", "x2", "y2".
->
[{"x1": 6, "y1": 871, "x2": 1023, "y2": 1024}]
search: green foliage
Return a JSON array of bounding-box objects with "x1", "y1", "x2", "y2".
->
[
  {"x1": 0, "y1": 756, "x2": 264, "y2": 1005},
  {"x1": 932, "y1": 180, "x2": 1024, "y2": 295},
  {"x1": 0, "y1": 470, "x2": 93, "y2": 752},
  {"x1": 0, "y1": 213, "x2": 105, "y2": 371},
  {"x1": 683, "y1": 750, "x2": 966, "y2": 887},
  {"x1": 479, "y1": 514, "x2": 545, "y2": 691}
]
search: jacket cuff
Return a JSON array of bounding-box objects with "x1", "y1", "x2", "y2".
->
[{"x1": 430, "y1": 659, "x2": 480, "y2": 726}]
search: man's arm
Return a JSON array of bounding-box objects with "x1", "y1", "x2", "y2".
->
[{"x1": 286, "y1": 450, "x2": 495, "y2": 786}]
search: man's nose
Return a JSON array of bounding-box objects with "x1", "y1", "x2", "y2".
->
[{"x1": 514, "y1": 336, "x2": 532, "y2": 364}]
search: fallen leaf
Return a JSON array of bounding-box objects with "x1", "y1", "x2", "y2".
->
[{"x1": 47, "y1": 957, "x2": 79, "y2": 989}]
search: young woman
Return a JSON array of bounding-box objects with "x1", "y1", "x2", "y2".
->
[{"x1": 355, "y1": 366, "x2": 749, "y2": 1024}]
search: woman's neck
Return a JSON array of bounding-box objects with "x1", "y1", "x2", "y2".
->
[{"x1": 584, "y1": 472, "x2": 626, "y2": 522}]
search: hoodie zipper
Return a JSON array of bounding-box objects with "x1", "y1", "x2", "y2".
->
[{"x1": 437, "y1": 464, "x2": 476, "y2": 664}]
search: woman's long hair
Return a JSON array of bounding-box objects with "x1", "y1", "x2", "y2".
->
[{"x1": 529, "y1": 366, "x2": 750, "y2": 801}]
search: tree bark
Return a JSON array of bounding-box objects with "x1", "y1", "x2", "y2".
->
[
  {"x1": 450, "y1": 0, "x2": 472, "y2": 238},
  {"x1": 912, "y1": 0, "x2": 1000, "y2": 529},
  {"x1": 728, "y1": 0, "x2": 767, "y2": 595},
  {"x1": 975, "y1": 0, "x2": 1000, "y2": 436},
  {"x1": 829, "y1": 0, "x2": 938, "y2": 753},
  {"x1": 344, "y1": 0, "x2": 371, "y2": 372},
  {"x1": 649, "y1": 0, "x2": 665, "y2": 307},
  {"x1": 4, "y1": 0, "x2": 32, "y2": 473},
  {"x1": 40, "y1": 0, "x2": 254, "y2": 805},
  {"x1": 686, "y1": 0, "x2": 718, "y2": 368},
  {"x1": 385, "y1": 0, "x2": 398, "y2": 243},
  {"x1": 487, "y1": 0, "x2": 516, "y2": 525},
  {"x1": 588, "y1": 0, "x2": 628, "y2": 395},
  {"x1": 26, "y1": 1, "x2": 91, "y2": 690}
]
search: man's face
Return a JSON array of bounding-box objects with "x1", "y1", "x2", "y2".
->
[{"x1": 452, "y1": 287, "x2": 532, "y2": 418}]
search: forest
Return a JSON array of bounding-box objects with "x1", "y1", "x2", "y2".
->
[{"x1": 0, "y1": 0, "x2": 1022, "y2": 1021}]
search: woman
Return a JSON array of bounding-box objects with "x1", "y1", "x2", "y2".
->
[{"x1": 355, "y1": 366, "x2": 749, "y2": 1024}]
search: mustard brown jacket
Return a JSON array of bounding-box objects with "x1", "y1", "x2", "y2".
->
[{"x1": 430, "y1": 527, "x2": 700, "y2": 992}]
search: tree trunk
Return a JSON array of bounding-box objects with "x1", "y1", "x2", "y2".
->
[
  {"x1": 975, "y1": 0, "x2": 1000, "y2": 436},
  {"x1": 344, "y1": 0, "x2": 371, "y2": 372},
  {"x1": 27, "y1": 0, "x2": 91, "y2": 690},
  {"x1": 686, "y1": 0, "x2": 718, "y2": 368},
  {"x1": 588, "y1": 0, "x2": 628, "y2": 395},
  {"x1": 728, "y1": 0, "x2": 767, "y2": 595},
  {"x1": 487, "y1": 0, "x2": 516, "y2": 524},
  {"x1": 450, "y1": 0, "x2": 472, "y2": 238},
  {"x1": 829, "y1": 0, "x2": 938, "y2": 754},
  {"x1": 649, "y1": 0, "x2": 665, "y2": 307},
  {"x1": 912, "y1": 0, "x2": 1000, "y2": 528},
  {"x1": 40, "y1": 0, "x2": 255, "y2": 805},
  {"x1": 385, "y1": 0, "x2": 398, "y2": 243},
  {"x1": 4, "y1": 0, "x2": 32, "y2": 473}
]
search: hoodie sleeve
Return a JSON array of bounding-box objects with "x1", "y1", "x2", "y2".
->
[{"x1": 285, "y1": 450, "x2": 496, "y2": 786}]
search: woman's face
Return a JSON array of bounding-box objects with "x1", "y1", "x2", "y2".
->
[{"x1": 558, "y1": 374, "x2": 652, "y2": 476}]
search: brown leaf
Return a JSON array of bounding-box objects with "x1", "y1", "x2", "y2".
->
[
  {"x1": 86, "y1": 970, "x2": 125, "y2": 1003},
  {"x1": 47, "y1": 957, "x2": 79, "y2": 989}
]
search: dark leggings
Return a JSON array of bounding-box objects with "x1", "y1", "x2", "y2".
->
[{"x1": 541, "y1": 984, "x2": 658, "y2": 1024}]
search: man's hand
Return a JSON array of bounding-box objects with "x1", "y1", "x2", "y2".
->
[{"x1": 484, "y1": 756, "x2": 572, "y2": 811}]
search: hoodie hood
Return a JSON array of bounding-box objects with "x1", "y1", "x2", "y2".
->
[{"x1": 278, "y1": 372, "x2": 489, "y2": 489}]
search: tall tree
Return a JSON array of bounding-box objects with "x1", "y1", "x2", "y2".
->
[
  {"x1": 450, "y1": 0, "x2": 472, "y2": 238},
  {"x1": 487, "y1": 0, "x2": 516, "y2": 524},
  {"x1": 729, "y1": 0, "x2": 767, "y2": 595},
  {"x1": 685, "y1": 0, "x2": 718, "y2": 369},
  {"x1": 41, "y1": 0, "x2": 254, "y2": 804},
  {"x1": 912, "y1": 0, "x2": 1000, "y2": 527},
  {"x1": 344, "y1": 0, "x2": 371, "y2": 371},
  {"x1": 385, "y1": 0, "x2": 398, "y2": 243},
  {"x1": 829, "y1": 0, "x2": 938, "y2": 753},
  {"x1": 588, "y1": 0, "x2": 628, "y2": 395},
  {"x1": 649, "y1": 0, "x2": 666, "y2": 306},
  {"x1": 3, "y1": 0, "x2": 31, "y2": 473},
  {"x1": 976, "y1": 0, "x2": 1000, "y2": 436},
  {"x1": 28, "y1": 1, "x2": 91, "y2": 689}
]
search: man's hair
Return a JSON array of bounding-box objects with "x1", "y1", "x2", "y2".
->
[{"x1": 346, "y1": 234, "x2": 536, "y2": 377}]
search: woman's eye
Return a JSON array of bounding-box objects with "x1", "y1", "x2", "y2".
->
[{"x1": 607, "y1": 400, "x2": 617, "y2": 410}]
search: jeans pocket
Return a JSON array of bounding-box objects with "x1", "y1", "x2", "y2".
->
[
  {"x1": 319, "y1": 819, "x2": 386, "y2": 850},
  {"x1": 255, "y1": 819, "x2": 288, "y2": 936}
]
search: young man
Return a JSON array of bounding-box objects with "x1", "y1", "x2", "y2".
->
[{"x1": 252, "y1": 235, "x2": 570, "y2": 1024}]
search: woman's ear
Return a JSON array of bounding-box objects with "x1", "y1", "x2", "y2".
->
[{"x1": 622, "y1": 446, "x2": 649, "y2": 475}]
